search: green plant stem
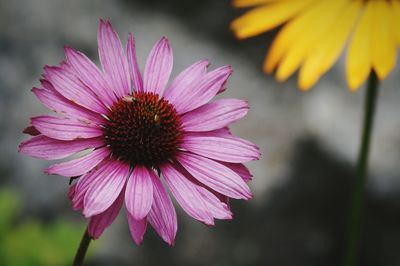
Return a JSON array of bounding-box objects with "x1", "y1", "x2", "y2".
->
[
  {"x1": 344, "y1": 72, "x2": 379, "y2": 266},
  {"x1": 73, "y1": 227, "x2": 92, "y2": 266}
]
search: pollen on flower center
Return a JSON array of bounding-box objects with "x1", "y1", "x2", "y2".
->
[{"x1": 103, "y1": 92, "x2": 183, "y2": 167}]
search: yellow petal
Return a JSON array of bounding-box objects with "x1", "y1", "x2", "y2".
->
[
  {"x1": 371, "y1": 1, "x2": 397, "y2": 80},
  {"x1": 232, "y1": 0, "x2": 278, "y2": 8},
  {"x1": 346, "y1": 1, "x2": 374, "y2": 91},
  {"x1": 391, "y1": 0, "x2": 400, "y2": 45},
  {"x1": 264, "y1": 0, "x2": 320, "y2": 73},
  {"x1": 275, "y1": 0, "x2": 348, "y2": 82},
  {"x1": 230, "y1": 0, "x2": 314, "y2": 39},
  {"x1": 299, "y1": 0, "x2": 361, "y2": 90}
]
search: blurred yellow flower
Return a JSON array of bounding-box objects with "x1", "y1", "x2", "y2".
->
[{"x1": 231, "y1": 0, "x2": 400, "y2": 91}]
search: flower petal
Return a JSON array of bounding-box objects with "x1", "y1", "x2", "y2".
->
[
  {"x1": 32, "y1": 82, "x2": 104, "y2": 125},
  {"x1": 182, "y1": 133, "x2": 260, "y2": 163},
  {"x1": 173, "y1": 66, "x2": 233, "y2": 114},
  {"x1": 346, "y1": 1, "x2": 374, "y2": 90},
  {"x1": 275, "y1": 0, "x2": 348, "y2": 82},
  {"x1": 125, "y1": 166, "x2": 154, "y2": 220},
  {"x1": 44, "y1": 66, "x2": 107, "y2": 114},
  {"x1": 143, "y1": 37, "x2": 173, "y2": 95},
  {"x1": 98, "y1": 20, "x2": 130, "y2": 97},
  {"x1": 69, "y1": 185, "x2": 84, "y2": 211},
  {"x1": 18, "y1": 135, "x2": 103, "y2": 160},
  {"x1": 220, "y1": 162, "x2": 253, "y2": 182},
  {"x1": 163, "y1": 59, "x2": 208, "y2": 105},
  {"x1": 204, "y1": 127, "x2": 232, "y2": 137},
  {"x1": 71, "y1": 161, "x2": 113, "y2": 211},
  {"x1": 68, "y1": 184, "x2": 79, "y2": 208},
  {"x1": 45, "y1": 147, "x2": 110, "y2": 177},
  {"x1": 161, "y1": 163, "x2": 214, "y2": 225},
  {"x1": 147, "y1": 172, "x2": 177, "y2": 245},
  {"x1": 181, "y1": 99, "x2": 249, "y2": 132},
  {"x1": 84, "y1": 160, "x2": 129, "y2": 217},
  {"x1": 263, "y1": 0, "x2": 326, "y2": 73},
  {"x1": 298, "y1": 0, "x2": 360, "y2": 90},
  {"x1": 177, "y1": 170, "x2": 230, "y2": 205},
  {"x1": 64, "y1": 46, "x2": 117, "y2": 106},
  {"x1": 392, "y1": 0, "x2": 400, "y2": 45},
  {"x1": 88, "y1": 189, "x2": 124, "y2": 239},
  {"x1": 127, "y1": 33, "x2": 144, "y2": 92},
  {"x1": 127, "y1": 214, "x2": 147, "y2": 245},
  {"x1": 371, "y1": 1, "x2": 397, "y2": 80},
  {"x1": 177, "y1": 152, "x2": 252, "y2": 199},
  {"x1": 232, "y1": 0, "x2": 278, "y2": 8},
  {"x1": 230, "y1": 0, "x2": 313, "y2": 39},
  {"x1": 31, "y1": 115, "x2": 103, "y2": 141},
  {"x1": 195, "y1": 185, "x2": 232, "y2": 220}
]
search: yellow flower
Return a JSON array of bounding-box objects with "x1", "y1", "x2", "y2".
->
[{"x1": 231, "y1": 0, "x2": 400, "y2": 91}]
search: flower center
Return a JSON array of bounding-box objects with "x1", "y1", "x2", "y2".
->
[{"x1": 103, "y1": 92, "x2": 183, "y2": 167}]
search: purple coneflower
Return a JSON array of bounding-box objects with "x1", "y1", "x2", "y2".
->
[{"x1": 19, "y1": 20, "x2": 260, "y2": 245}]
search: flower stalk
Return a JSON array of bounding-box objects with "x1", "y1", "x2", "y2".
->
[
  {"x1": 73, "y1": 227, "x2": 92, "y2": 266},
  {"x1": 345, "y1": 72, "x2": 379, "y2": 266}
]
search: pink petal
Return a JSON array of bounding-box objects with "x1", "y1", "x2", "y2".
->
[
  {"x1": 147, "y1": 172, "x2": 177, "y2": 245},
  {"x1": 44, "y1": 66, "x2": 107, "y2": 114},
  {"x1": 18, "y1": 135, "x2": 103, "y2": 160},
  {"x1": 161, "y1": 163, "x2": 214, "y2": 225},
  {"x1": 31, "y1": 116, "x2": 103, "y2": 141},
  {"x1": 88, "y1": 189, "x2": 124, "y2": 239},
  {"x1": 71, "y1": 160, "x2": 112, "y2": 211},
  {"x1": 127, "y1": 33, "x2": 143, "y2": 92},
  {"x1": 181, "y1": 99, "x2": 249, "y2": 132},
  {"x1": 207, "y1": 127, "x2": 232, "y2": 136},
  {"x1": 166, "y1": 164, "x2": 232, "y2": 220},
  {"x1": 172, "y1": 66, "x2": 232, "y2": 114},
  {"x1": 32, "y1": 84, "x2": 104, "y2": 125},
  {"x1": 64, "y1": 46, "x2": 117, "y2": 106},
  {"x1": 69, "y1": 183, "x2": 84, "y2": 211},
  {"x1": 69, "y1": 181, "x2": 84, "y2": 211},
  {"x1": 196, "y1": 185, "x2": 232, "y2": 220},
  {"x1": 218, "y1": 78, "x2": 228, "y2": 94},
  {"x1": 214, "y1": 191, "x2": 229, "y2": 206},
  {"x1": 125, "y1": 166, "x2": 154, "y2": 220},
  {"x1": 127, "y1": 214, "x2": 147, "y2": 245},
  {"x1": 83, "y1": 160, "x2": 129, "y2": 217},
  {"x1": 220, "y1": 162, "x2": 252, "y2": 182},
  {"x1": 68, "y1": 184, "x2": 77, "y2": 204},
  {"x1": 98, "y1": 20, "x2": 130, "y2": 97},
  {"x1": 143, "y1": 37, "x2": 173, "y2": 95},
  {"x1": 186, "y1": 176, "x2": 230, "y2": 205},
  {"x1": 163, "y1": 59, "x2": 208, "y2": 104},
  {"x1": 176, "y1": 152, "x2": 252, "y2": 200},
  {"x1": 45, "y1": 147, "x2": 110, "y2": 177},
  {"x1": 182, "y1": 133, "x2": 260, "y2": 163}
]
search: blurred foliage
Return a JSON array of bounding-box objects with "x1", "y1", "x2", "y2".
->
[{"x1": 0, "y1": 188, "x2": 88, "y2": 266}]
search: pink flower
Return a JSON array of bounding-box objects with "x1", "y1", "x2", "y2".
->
[{"x1": 19, "y1": 20, "x2": 260, "y2": 245}]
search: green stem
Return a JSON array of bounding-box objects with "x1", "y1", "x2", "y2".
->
[
  {"x1": 344, "y1": 72, "x2": 379, "y2": 266},
  {"x1": 73, "y1": 227, "x2": 92, "y2": 266}
]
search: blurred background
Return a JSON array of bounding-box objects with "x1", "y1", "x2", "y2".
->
[{"x1": 1, "y1": 0, "x2": 400, "y2": 265}]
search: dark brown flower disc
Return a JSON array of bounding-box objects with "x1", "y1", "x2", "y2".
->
[{"x1": 103, "y1": 92, "x2": 183, "y2": 167}]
